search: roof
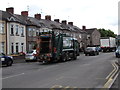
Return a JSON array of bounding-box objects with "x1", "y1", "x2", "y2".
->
[{"x1": 85, "y1": 28, "x2": 97, "y2": 34}]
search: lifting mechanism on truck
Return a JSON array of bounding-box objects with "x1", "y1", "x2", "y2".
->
[{"x1": 36, "y1": 30, "x2": 80, "y2": 64}]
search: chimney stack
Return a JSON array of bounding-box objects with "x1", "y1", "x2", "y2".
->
[
  {"x1": 68, "y1": 22, "x2": 73, "y2": 26},
  {"x1": 6, "y1": 7, "x2": 14, "y2": 14},
  {"x1": 82, "y1": 26, "x2": 86, "y2": 30},
  {"x1": 45, "y1": 15, "x2": 51, "y2": 20},
  {"x1": 54, "y1": 19, "x2": 59, "y2": 23},
  {"x1": 34, "y1": 14, "x2": 41, "y2": 20},
  {"x1": 61, "y1": 20, "x2": 67, "y2": 25},
  {"x1": 21, "y1": 11, "x2": 28, "y2": 17}
]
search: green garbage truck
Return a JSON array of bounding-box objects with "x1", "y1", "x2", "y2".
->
[{"x1": 36, "y1": 31, "x2": 80, "y2": 64}]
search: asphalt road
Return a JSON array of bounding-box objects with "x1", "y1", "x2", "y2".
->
[{"x1": 2, "y1": 52, "x2": 118, "y2": 88}]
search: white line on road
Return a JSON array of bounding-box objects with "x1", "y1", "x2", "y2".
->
[{"x1": 2, "y1": 73, "x2": 25, "y2": 80}]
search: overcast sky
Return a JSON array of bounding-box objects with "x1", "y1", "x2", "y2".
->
[{"x1": 0, "y1": 0, "x2": 119, "y2": 34}]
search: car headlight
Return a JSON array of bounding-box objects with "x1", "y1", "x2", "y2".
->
[{"x1": 1, "y1": 58, "x2": 5, "y2": 61}]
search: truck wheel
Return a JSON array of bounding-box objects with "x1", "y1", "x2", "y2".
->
[
  {"x1": 61, "y1": 53, "x2": 67, "y2": 62},
  {"x1": 73, "y1": 53, "x2": 77, "y2": 60}
]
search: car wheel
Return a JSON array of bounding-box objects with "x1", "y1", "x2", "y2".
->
[
  {"x1": 85, "y1": 54, "x2": 87, "y2": 56},
  {"x1": 7, "y1": 60, "x2": 13, "y2": 66}
]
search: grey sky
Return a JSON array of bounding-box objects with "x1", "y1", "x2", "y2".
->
[{"x1": 0, "y1": 0, "x2": 119, "y2": 34}]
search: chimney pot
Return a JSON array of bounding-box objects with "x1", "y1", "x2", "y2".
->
[
  {"x1": 34, "y1": 14, "x2": 41, "y2": 20},
  {"x1": 82, "y1": 26, "x2": 86, "y2": 30},
  {"x1": 68, "y1": 22, "x2": 73, "y2": 26},
  {"x1": 21, "y1": 11, "x2": 28, "y2": 17},
  {"x1": 45, "y1": 15, "x2": 51, "y2": 20},
  {"x1": 54, "y1": 19, "x2": 59, "y2": 23},
  {"x1": 6, "y1": 7, "x2": 14, "y2": 14},
  {"x1": 62, "y1": 20, "x2": 67, "y2": 25}
]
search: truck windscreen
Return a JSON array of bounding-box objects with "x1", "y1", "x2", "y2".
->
[
  {"x1": 40, "y1": 36, "x2": 51, "y2": 53},
  {"x1": 63, "y1": 37, "x2": 73, "y2": 49}
]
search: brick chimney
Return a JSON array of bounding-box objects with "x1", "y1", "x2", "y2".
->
[
  {"x1": 82, "y1": 26, "x2": 86, "y2": 30},
  {"x1": 54, "y1": 19, "x2": 59, "y2": 23},
  {"x1": 21, "y1": 11, "x2": 28, "y2": 17},
  {"x1": 68, "y1": 22, "x2": 73, "y2": 26},
  {"x1": 61, "y1": 20, "x2": 67, "y2": 25},
  {"x1": 45, "y1": 15, "x2": 51, "y2": 20},
  {"x1": 6, "y1": 7, "x2": 14, "y2": 14},
  {"x1": 34, "y1": 14, "x2": 41, "y2": 20}
]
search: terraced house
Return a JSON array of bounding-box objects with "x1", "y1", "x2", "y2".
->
[
  {"x1": 0, "y1": 7, "x2": 101, "y2": 54},
  {"x1": 1, "y1": 7, "x2": 26, "y2": 55},
  {"x1": 0, "y1": 12, "x2": 6, "y2": 54}
]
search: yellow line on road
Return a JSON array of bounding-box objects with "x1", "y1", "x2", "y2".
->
[
  {"x1": 103, "y1": 61, "x2": 119, "y2": 88},
  {"x1": 106, "y1": 62, "x2": 116, "y2": 79}
]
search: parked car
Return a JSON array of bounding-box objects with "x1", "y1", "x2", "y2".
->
[
  {"x1": 0, "y1": 53, "x2": 13, "y2": 66},
  {"x1": 84, "y1": 47, "x2": 99, "y2": 56},
  {"x1": 25, "y1": 50, "x2": 37, "y2": 62},
  {"x1": 115, "y1": 46, "x2": 120, "y2": 58}
]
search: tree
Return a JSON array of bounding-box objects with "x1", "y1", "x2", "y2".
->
[{"x1": 98, "y1": 28, "x2": 116, "y2": 38}]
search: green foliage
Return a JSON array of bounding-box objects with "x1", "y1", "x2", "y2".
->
[{"x1": 97, "y1": 28, "x2": 116, "y2": 38}]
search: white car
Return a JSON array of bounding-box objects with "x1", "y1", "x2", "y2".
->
[{"x1": 25, "y1": 50, "x2": 37, "y2": 62}]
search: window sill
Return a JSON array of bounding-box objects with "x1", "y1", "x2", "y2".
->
[
  {"x1": 10, "y1": 34, "x2": 14, "y2": 36},
  {"x1": 0, "y1": 33, "x2": 5, "y2": 35}
]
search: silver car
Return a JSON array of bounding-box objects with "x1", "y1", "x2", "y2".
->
[{"x1": 25, "y1": 50, "x2": 37, "y2": 62}]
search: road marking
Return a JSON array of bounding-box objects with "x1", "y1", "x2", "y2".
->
[
  {"x1": 2, "y1": 73, "x2": 25, "y2": 80},
  {"x1": 106, "y1": 62, "x2": 116, "y2": 79},
  {"x1": 103, "y1": 61, "x2": 119, "y2": 88},
  {"x1": 51, "y1": 85, "x2": 63, "y2": 88},
  {"x1": 56, "y1": 76, "x2": 64, "y2": 80}
]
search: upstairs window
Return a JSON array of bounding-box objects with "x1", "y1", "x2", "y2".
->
[
  {"x1": 10, "y1": 24, "x2": 14, "y2": 35},
  {"x1": 21, "y1": 27, "x2": 24, "y2": 36},
  {"x1": 0, "y1": 23, "x2": 5, "y2": 34},
  {"x1": 16, "y1": 25, "x2": 19, "y2": 35}
]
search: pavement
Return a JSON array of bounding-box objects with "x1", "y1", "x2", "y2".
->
[{"x1": 1, "y1": 52, "x2": 119, "y2": 89}]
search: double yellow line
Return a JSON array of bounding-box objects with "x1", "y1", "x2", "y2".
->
[{"x1": 103, "y1": 61, "x2": 119, "y2": 88}]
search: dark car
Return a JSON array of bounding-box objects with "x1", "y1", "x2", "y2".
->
[
  {"x1": 84, "y1": 47, "x2": 99, "y2": 56},
  {"x1": 0, "y1": 53, "x2": 13, "y2": 66},
  {"x1": 115, "y1": 46, "x2": 120, "y2": 58}
]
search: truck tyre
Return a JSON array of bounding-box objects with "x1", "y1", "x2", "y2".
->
[
  {"x1": 85, "y1": 54, "x2": 87, "y2": 56},
  {"x1": 61, "y1": 53, "x2": 67, "y2": 62},
  {"x1": 73, "y1": 53, "x2": 77, "y2": 60}
]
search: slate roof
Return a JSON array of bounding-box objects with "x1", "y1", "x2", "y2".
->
[
  {"x1": 85, "y1": 28, "x2": 97, "y2": 34},
  {"x1": 0, "y1": 9, "x2": 88, "y2": 34}
]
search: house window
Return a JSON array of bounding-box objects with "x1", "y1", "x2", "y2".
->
[
  {"x1": 21, "y1": 27, "x2": 24, "y2": 36},
  {"x1": 33, "y1": 29, "x2": 36, "y2": 36},
  {"x1": 10, "y1": 24, "x2": 14, "y2": 35},
  {"x1": 11, "y1": 43, "x2": 14, "y2": 54},
  {"x1": 16, "y1": 25, "x2": 19, "y2": 35},
  {"x1": 28, "y1": 28, "x2": 31, "y2": 36},
  {"x1": 16, "y1": 43, "x2": 19, "y2": 53},
  {"x1": 36, "y1": 30, "x2": 39, "y2": 36},
  {"x1": 0, "y1": 42, "x2": 5, "y2": 53},
  {"x1": 21, "y1": 43, "x2": 24, "y2": 52},
  {"x1": 0, "y1": 23, "x2": 5, "y2": 34}
]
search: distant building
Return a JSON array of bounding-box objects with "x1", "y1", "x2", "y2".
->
[{"x1": 82, "y1": 26, "x2": 101, "y2": 46}]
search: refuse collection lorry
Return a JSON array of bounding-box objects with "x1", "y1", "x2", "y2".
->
[
  {"x1": 36, "y1": 31, "x2": 80, "y2": 64},
  {"x1": 100, "y1": 37, "x2": 116, "y2": 52}
]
